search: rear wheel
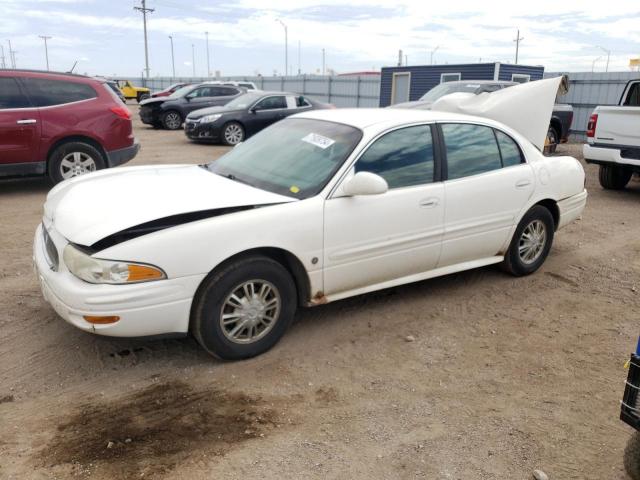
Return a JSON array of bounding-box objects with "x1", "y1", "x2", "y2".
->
[
  {"x1": 502, "y1": 205, "x2": 555, "y2": 276},
  {"x1": 544, "y1": 126, "x2": 559, "y2": 155},
  {"x1": 192, "y1": 255, "x2": 297, "y2": 360},
  {"x1": 599, "y1": 164, "x2": 632, "y2": 190},
  {"x1": 137, "y1": 92, "x2": 150, "y2": 102},
  {"x1": 625, "y1": 432, "x2": 640, "y2": 480},
  {"x1": 161, "y1": 110, "x2": 183, "y2": 130},
  {"x1": 48, "y1": 142, "x2": 106, "y2": 184}
]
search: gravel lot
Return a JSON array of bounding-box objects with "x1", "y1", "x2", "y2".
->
[{"x1": 0, "y1": 108, "x2": 638, "y2": 479}]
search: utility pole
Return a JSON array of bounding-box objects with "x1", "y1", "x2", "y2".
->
[
  {"x1": 276, "y1": 19, "x2": 288, "y2": 76},
  {"x1": 8, "y1": 40, "x2": 16, "y2": 68},
  {"x1": 39, "y1": 35, "x2": 52, "y2": 70},
  {"x1": 168, "y1": 35, "x2": 175, "y2": 78},
  {"x1": 205, "y1": 31, "x2": 210, "y2": 77},
  {"x1": 596, "y1": 45, "x2": 611, "y2": 72},
  {"x1": 0, "y1": 45, "x2": 5, "y2": 69},
  {"x1": 405, "y1": 54, "x2": 408, "y2": 66},
  {"x1": 430, "y1": 45, "x2": 440, "y2": 65},
  {"x1": 191, "y1": 43, "x2": 196, "y2": 77},
  {"x1": 297, "y1": 40, "x2": 301, "y2": 75},
  {"x1": 513, "y1": 29, "x2": 524, "y2": 64},
  {"x1": 322, "y1": 48, "x2": 325, "y2": 75},
  {"x1": 134, "y1": 0, "x2": 154, "y2": 78},
  {"x1": 592, "y1": 55, "x2": 602, "y2": 72}
]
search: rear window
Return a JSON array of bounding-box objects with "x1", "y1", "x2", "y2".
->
[
  {"x1": 0, "y1": 77, "x2": 31, "y2": 109},
  {"x1": 22, "y1": 78, "x2": 97, "y2": 107}
]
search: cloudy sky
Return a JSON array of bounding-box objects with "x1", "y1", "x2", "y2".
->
[{"x1": 1, "y1": 0, "x2": 639, "y2": 77}]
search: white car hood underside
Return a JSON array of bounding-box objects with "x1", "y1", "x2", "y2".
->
[
  {"x1": 44, "y1": 164, "x2": 295, "y2": 246},
  {"x1": 431, "y1": 76, "x2": 567, "y2": 151}
]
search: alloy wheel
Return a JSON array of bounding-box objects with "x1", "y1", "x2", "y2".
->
[
  {"x1": 224, "y1": 124, "x2": 244, "y2": 145},
  {"x1": 518, "y1": 220, "x2": 547, "y2": 265},
  {"x1": 59, "y1": 152, "x2": 97, "y2": 179}
]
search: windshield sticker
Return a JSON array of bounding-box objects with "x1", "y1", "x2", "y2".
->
[
  {"x1": 290, "y1": 185, "x2": 300, "y2": 194},
  {"x1": 301, "y1": 133, "x2": 335, "y2": 150}
]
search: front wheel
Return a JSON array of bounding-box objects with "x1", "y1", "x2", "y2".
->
[
  {"x1": 161, "y1": 110, "x2": 183, "y2": 130},
  {"x1": 599, "y1": 164, "x2": 632, "y2": 190},
  {"x1": 502, "y1": 205, "x2": 555, "y2": 276},
  {"x1": 221, "y1": 122, "x2": 245, "y2": 146},
  {"x1": 191, "y1": 256, "x2": 297, "y2": 360},
  {"x1": 48, "y1": 142, "x2": 106, "y2": 184}
]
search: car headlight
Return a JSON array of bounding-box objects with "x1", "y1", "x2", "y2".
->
[
  {"x1": 200, "y1": 114, "x2": 222, "y2": 123},
  {"x1": 63, "y1": 244, "x2": 166, "y2": 284}
]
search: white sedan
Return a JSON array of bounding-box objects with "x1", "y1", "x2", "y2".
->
[{"x1": 34, "y1": 92, "x2": 586, "y2": 360}]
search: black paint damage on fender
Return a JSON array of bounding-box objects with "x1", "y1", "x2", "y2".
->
[{"x1": 89, "y1": 205, "x2": 267, "y2": 252}]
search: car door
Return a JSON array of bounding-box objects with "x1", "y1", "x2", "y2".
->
[
  {"x1": 246, "y1": 95, "x2": 288, "y2": 135},
  {"x1": 323, "y1": 124, "x2": 445, "y2": 296},
  {"x1": 0, "y1": 77, "x2": 41, "y2": 167},
  {"x1": 183, "y1": 86, "x2": 216, "y2": 114},
  {"x1": 438, "y1": 122, "x2": 535, "y2": 267}
]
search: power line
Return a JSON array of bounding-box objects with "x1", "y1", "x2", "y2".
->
[{"x1": 134, "y1": 0, "x2": 154, "y2": 78}]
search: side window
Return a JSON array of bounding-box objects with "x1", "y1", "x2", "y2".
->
[
  {"x1": 254, "y1": 96, "x2": 287, "y2": 110},
  {"x1": 187, "y1": 88, "x2": 206, "y2": 98},
  {"x1": 442, "y1": 123, "x2": 502, "y2": 180},
  {"x1": 495, "y1": 130, "x2": 523, "y2": 167},
  {"x1": 296, "y1": 96, "x2": 311, "y2": 108},
  {"x1": 23, "y1": 78, "x2": 97, "y2": 107},
  {"x1": 0, "y1": 78, "x2": 31, "y2": 109},
  {"x1": 625, "y1": 83, "x2": 640, "y2": 107},
  {"x1": 355, "y1": 125, "x2": 434, "y2": 189}
]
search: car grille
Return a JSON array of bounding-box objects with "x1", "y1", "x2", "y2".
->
[
  {"x1": 185, "y1": 120, "x2": 197, "y2": 131},
  {"x1": 42, "y1": 225, "x2": 59, "y2": 271}
]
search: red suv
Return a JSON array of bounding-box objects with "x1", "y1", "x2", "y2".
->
[{"x1": 0, "y1": 70, "x2": 139, "y2": 184}]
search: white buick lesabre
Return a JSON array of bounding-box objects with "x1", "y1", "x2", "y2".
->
[{"x1": 34, "y1": 78, "x2": 587, "y2": 359}]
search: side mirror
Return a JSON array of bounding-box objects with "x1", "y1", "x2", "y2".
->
[
  {"x1": 341, "y1": 172, "x2": 388, "y2": 196},
  {"x1": 249, "y1": 107, "x2": 257, "y2": 114}
]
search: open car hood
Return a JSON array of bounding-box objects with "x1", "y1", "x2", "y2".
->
[
  {"x1": 44, "y1": 165, "x2": 294, "y2": 248},
  {"x1": 431, "y1": 76, "x2": 568, "y2": 151}
]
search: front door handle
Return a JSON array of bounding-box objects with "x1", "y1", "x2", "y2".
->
[
  {"x1": 16, "y1": 119, "x2": 37, "y2": 125},
  {"x1": 419, "y1": 197, "x2": 439, "y2": 208},
  {"x1": 515, "y1": 179, "x2": 531, "y2": 189}
]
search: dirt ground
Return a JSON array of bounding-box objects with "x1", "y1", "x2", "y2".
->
[{"x1": 0, "y1": 106, "x2": 639, "y2": 480}]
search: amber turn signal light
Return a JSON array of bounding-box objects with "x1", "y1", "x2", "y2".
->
[
  {"x1": 127, "y1": 264, "x2": 165, "y2": 282},
  {"x1": 83, "y1": 315, "x2": 121, "y2": 324}
]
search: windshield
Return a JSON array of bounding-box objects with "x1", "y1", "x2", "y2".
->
[
  {"x1": 169, "y1": 85, "x2": 196, "y2": 99},
  {"x1": 419, "y1": 83, "x2": 480, "y2": 102},
  {"x1": 224, "y1": 92, "x2": 263, "y2": 109},
  {"x1": 207, "y1": 118, "x2": 363, "y2": 199}
]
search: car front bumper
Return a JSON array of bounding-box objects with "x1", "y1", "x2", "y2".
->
[
  {"x1": 106, "y1": 141, "x2": 140, "y2": 168},
  {"x1": 184, "y1": 120, "x2": 223, "y2": 143},
  {"x1": 33, "y1": 223, "x2": 205, "y2": 338}
]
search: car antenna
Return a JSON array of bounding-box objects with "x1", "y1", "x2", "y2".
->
[{"x1": 68, "y1": 60, "x2": 78, "y2": 73}]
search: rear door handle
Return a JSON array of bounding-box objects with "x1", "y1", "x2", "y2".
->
[
  {"x1": 16, "y1": 119, "x2": 37, "y2": 125},
  {"x1": 515, "y1": 179, "x2": 531, "y2": 188},
  {"x1": 419, "y1": 198, "x2": 440, "y2": 208}
]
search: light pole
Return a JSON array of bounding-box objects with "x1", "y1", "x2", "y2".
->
[
  {"x1": 297, "y1": 40, "x2": 301, "y2": 75},
  {"x1": 276, "y1": 19, "x2": 288, "y2": 76},
  {"x1": 513, "y1": 29, "x2": 524, "y2": 64},
  {"x1": 430, "y1": 45, "x2": 439, "y2": 65},
  {"x1": 591, "y1": 55, "x2": 602, "y2": 72},
  {"x1": 7, "y1": 40, "x2": 16, "y2": 68},
  {"x1": 39, "y1": 35, "x2": 51, "y2": 70},
  {"x1": 322, "y1": 48, "x2": 325, "y2": 75},
  {"x1": 596, "y1": 45, "x2": 611, "y2": 72},
  {"x1": 134, "y1": 0, "x2": 154, "y2": 78},
  {"x1": 168, "y1": 35, "x2": 175, "y2": 78},
  {"x1": 205, "y1": 31, "x2": 210, "y2": 77},
  {"x1": 0, "y1": 45, "x2": 5, "y2": 69},
  {"x1": 191, "y1": 43, "x2": 196, "y2": 77}
]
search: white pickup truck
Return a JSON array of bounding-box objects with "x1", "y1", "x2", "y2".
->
[{"x1": 583, "y1": 79, "x2": 640, "y2": 189}]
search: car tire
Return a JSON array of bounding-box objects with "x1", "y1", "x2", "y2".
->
[
  {"x1": 544, "y1": 126, "x2": 559, "y2": 155},
  {"x1": 48, "y1": 141, "x2": 106, "y2": 184},
  {"x1": 625, "y1": 432, "x2": 640, "y2": 480},
  {"x1": 221, "y1": 122, "x2": 245, "y2": 146},
  {"x1": 137, "y1": 93, "x2": 150, "y2": 102},
  {"x1": 191, "y1": 255, "x2": 297, "y2": 360},
  {"x1": 598, "y1": 164, "x2": 632, "y2": 190},
  {"x1": 161, "y1": 110, "x2": 183, "y2": 130},
  {"x1": 501, "y1": 205, "x2": 555, "y2": 276}
]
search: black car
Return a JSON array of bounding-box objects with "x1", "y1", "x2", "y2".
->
[
  {"x1": 184, "y1": 91, "x2": 331, "y2": 145},
  {"x1": 139, "y1": 83, "x2": 244, "y2": 130},
  {"x1": 621, "y1": 337, "x2": 640, "y2": 480}
]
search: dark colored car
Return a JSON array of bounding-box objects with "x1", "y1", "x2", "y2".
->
[
  {"x1": 392, "y1": 79, "x2": 573, "y2": 154},
  {"x1": 139, "y1": 83, "x2": 243, "y2": 130},
  {"x1": 105, "y1": 80, "x2": 127, "y2": 103},
  {"x1": 0, "y1": 69, "x2": 139, "y2": 184},
  {"x1": 151, "y1": 82, "x2": 191, "y2": 98},
  {"x1": 621, "y1": 337, "x2": 640, "y2": 480},
  {"x1": 184, "y1": 91, "x2": 331, "y2": 145}
]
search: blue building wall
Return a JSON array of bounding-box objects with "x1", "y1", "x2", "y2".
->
[{"x1": 379, "y1": 63, "x2": 545, "y2": 107}]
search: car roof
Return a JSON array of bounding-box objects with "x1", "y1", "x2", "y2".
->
[
  {"x1": 0, "y1": 69, "x2": 95, "y2": 82},
  {"x1": 293, "y1": 108, "x2": 504, "y2": 131}
]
